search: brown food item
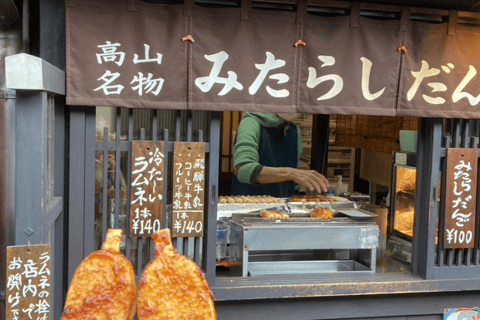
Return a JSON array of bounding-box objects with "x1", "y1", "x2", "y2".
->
[
  {"x1": 260, "y1": 210, "x2": 289, "y2": 220},
  {"x1": 289, "y1": 195, "x2": 337, "y2": 203},
  {"x1": 62, "y1": 229, "x2": 136, "y2": 320},
  {"x1": 310, "y1": 207, "x2": 334, "y2": 219},
  {"x1": 218, "y1": 195, "x2": 283, "y2": 204},
  {"x1": 137, "y1": 229, "x2": 216, "y2": 320}
]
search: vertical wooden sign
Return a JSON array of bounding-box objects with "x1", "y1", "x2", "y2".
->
[
  {"x1": 130, "y1": 141, "x2": 165, "y2": 237},
  {"x1": 444, "y1": 148, "x2": 477, "y2": 249},
  {"x1": 172, "y1": 142, "x2": 206, "y2": 238},
  {"x1": 6, "y1": 244, "x2": 51, "y2": 320}
]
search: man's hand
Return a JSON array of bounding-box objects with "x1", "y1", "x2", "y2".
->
[
  {"x1": 255, "y1": 167, "x2": 329, "y2": 194},
  {"x1": 288, "y1": 168, "x2": 329, "y2": 194}
]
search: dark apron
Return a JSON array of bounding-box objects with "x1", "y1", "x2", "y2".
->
[{"x1": 231, "y1": 122, "x2": 298, "y2": 197}]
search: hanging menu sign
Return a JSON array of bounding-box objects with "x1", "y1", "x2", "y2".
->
[
  {"x1": 129, "y1": 141, "x2": 165, "y2": 237},
  {"x1": 172, "y1": 142, "x2": 206, "y2": 238},
  {"x1": 6, "y1": 244, "x2": 51, "y2": 320},
  {"x1": 444, "y1": 148, "x2": 478, "y2": 249}
]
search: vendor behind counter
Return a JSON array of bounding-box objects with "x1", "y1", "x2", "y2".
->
[{"x1": 231, "y1": 112, "x2": 329, "y2": 197}]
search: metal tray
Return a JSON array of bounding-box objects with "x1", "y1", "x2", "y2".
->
[
  {"x1": 217, "y1": 202, "x2": 286, "y2": 219},
  {"x1": 337, "y1": 208, "x2": 377, "y2": 221}
]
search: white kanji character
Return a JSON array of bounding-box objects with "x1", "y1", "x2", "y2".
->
[
  {"x1": 23, "y1": 279, "x2": 37, "y2": 297},
  {"x1": 249, "y1": 51, "x2": 289, "y2": 98},
  {"x1": 8, "y1": 257, "x2": 22, "y2": 270},
  {"x1": 446, "y1": 228, "x2": 455, "y2": 244},
  {"x1": 132, "y1": 157, "x2": 148, "y2": 174},
  {"x1": 180, "y1": 212, "x2": 189, "y2": 219},
  {"x1": 183, "y1": 201, "x2": 192, "y2": 210},
  {"x1": 184, "y1": 192, "x2": 192, "y2": 200},
  {"x1": 133, "y1": 44, "x2": 162, "y2": 64},
  {"x1": 147, "y1": 167, "x2": 163, "y2": 182},
  {"x1": 23, "y1": 303, "x2": 35, "y2": 319},
  {"x1": 195, "y1": 51, "x2": 243, "y2": 96},
  {"x1": 193, "y1": 184, "x2": 203, "y2": 194},
  {"x1": 194, "y1": 158, "x2": 205, "y2": 169},
  {"x1": 407, "y1": 60, "x2": 446, "y2": 104},
  {"x1": 174, "y1": 220, "x2": 182, "y2": 233},
  {"x1": 39, "y1": 252, "x2": 50, "y2": 263},
  {"x1": 452, "y1": 196, "x2": 463, "y2": 209},
  {"x1": 193, "y1": 171, "x2": 204, "y2": 182},
  {"x1": 453, "y1": 65, "x2": 480, "y2": 106},
  {"x1": 130, "y1": 72, "x2": 164, "y2": 96},
  {"x1": 307, "y1": 55, "x2": 343, "y2": 101},
  {"x1": 132, "y1": 187, "x2": 147, "y2": 206},
  {"x1": 149, "y1": 148, "x2": 164, "y2": 166},
  {"x1": 140, "y1": 208, "x2": 151, "y2": 219},
  {"x1": 132, "y1": 219, "x2": 140, "y2": 234},
  {"x1": 94, "y1": 70, "x2": 124, "y2": 95},
  {"x1": 149, "y1": 194, "x2": 157, "y2": 203},
  {"x1": 185, "y1": 179, "x2": 192, "y2": 191},
  {"x1": 193, "y1": 195, "x2": 203, "y2": 209},
  {"x1": 173, "y1": 200, "x2": 182, "y2": 209},
  {"x1": 11, "y1": 309, "x2": 19, "y2": 320},
  {"x1": 175, "y1": 163, "x2": 184, "y2": 176},
  {"x1": 22, "y1": 260, "x2": 38, "y2": 278},
  {"x1": 452, "y1": 209, "x2": 472, "y2": 227},
  {"x1": 132, "y1": 174, "x2": 149, "y2": 187},
  {"x1": 8, "y1": 293, "x2": 21, "y2": 308},
  {"x1": 360, "y1": 57, "x2": 385, "y2": 101},
  {"x1": 7, "y1": 273, "x2": 22, "y2": 291},
  {"x1": 454, "y1": 160, "x2": 472, "y2": 172},
  {"x1": 34, "y1": 299, "x2": 50, "y2": 315},
  {"x1": 174, "y1": 192, "x2": 182, "y2": 199},
  {"x1": 453, "y1": 181, "x2": 464, "y2": 196},
  {"x1": 96, "y1": 41, "x2": 125, "y2": 66},
  {"x1": 38, "y1": 276, "x2": 49, "y2": 290}
]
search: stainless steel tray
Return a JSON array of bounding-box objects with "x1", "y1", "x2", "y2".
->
[{"x1": 336, "y1": 208, "x2": 378, "y2": 221}]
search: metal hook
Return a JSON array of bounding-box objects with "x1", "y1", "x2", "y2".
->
[
  {"x1": 182, "y1": 35, "x2": 195, "y2": 43},
  {"x1": 294, "y1": 40, "x2": 306, "y2": 47},
  {"x1": 397, "y1": 46, "x2": 408, "y2": 54}
]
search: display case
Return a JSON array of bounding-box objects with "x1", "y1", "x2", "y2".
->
[{"x1": 388, "y1": 152, "x2": 417, "y2": 263}]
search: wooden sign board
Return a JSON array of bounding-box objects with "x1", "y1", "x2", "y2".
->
[
  {"x1": 444, "y1": 148, "x2": 477, "y2": 249},
  {"x1": 129, "y1": 141, "x2": 165, "y2": 237},
  {"x1": 172, "y1": 142, "x2": 206, "y2": 238},
  {"x1": 6, "y1": 244, "x2": 51, "y2": 320}
]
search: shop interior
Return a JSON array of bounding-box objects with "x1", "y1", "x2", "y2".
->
[{"x1": 92, "y1": 107, "x2": 449, "y2": 278}]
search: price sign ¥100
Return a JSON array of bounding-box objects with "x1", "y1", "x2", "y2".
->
[{"x1": 444, "y1": 148, "x2": 478, "y2": 249}]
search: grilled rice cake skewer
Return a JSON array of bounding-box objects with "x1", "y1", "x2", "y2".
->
[
  {"x1": 62, "y1": 229, "x2": 136, "y2": 320},
  {"x1": 137, "y1": 229, "x2": 217, "y2": 320}
]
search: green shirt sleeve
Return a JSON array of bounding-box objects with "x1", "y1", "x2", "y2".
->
[{"x1": 233, "y1": 118, "x2": 263, "y2": 184}]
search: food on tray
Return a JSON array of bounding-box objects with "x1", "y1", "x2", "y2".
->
[
  {"x1": 289, "y1": 195, "x2": 337, "y2": 203},
  {"x1": 310, "y1": 207, "x2": 334, "y2": 219},
  {"x1": 218, "y1": 195, "x2": 283, "y2": 204},
  {"x1": 62, "y1": 229, "x2": 136, "y2": 319},
  {"x1": 260, "y1": 210, "x2": 289, "y2": 220},
  {"x1": 137, "y1": 229, "x2": 216, "y2": 320}
]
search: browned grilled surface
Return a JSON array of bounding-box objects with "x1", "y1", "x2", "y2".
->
[
  {"x1": 62, "y1": 229, "x2": 136, "y2": 320},
  {"x1": 137, "y1": 229, "x2": 216, "y2": 320}
]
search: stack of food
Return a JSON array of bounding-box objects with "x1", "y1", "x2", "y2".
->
[
  {"x1": 309, "y1": 207, "x2": 334, "y2": 219},
  {"x1": 218, "y1": 195, "x2": 283, "y2": 204},
  {"x1": 289, "y1": 195, "x2": 337, "y2": 203},
  {"x1": 260, "y1": 210, "x2": 289, "y2": 220}
]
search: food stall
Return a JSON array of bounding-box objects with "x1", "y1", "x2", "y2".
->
[{"x1": 4, "y1": 0, "x2": 480, "y2": 319}]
